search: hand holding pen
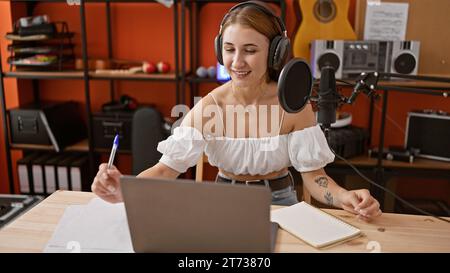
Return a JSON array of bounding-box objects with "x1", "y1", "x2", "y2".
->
[{"x1": 91, "y1": 134, "x2": 124, "y2": 203}]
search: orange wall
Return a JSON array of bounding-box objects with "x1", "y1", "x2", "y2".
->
[
  {"x1": 0, "y1": 1, "x2": 448, "y2": 203},
  {"x1": 0, "y1": 1, "x2": 24, "y2": 194}
]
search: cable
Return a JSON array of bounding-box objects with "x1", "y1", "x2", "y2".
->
[
  {"x1": 324, "y1": 129, "x2": 450, "y2": 223},
  {"x1": 336, "y1": 79, "x2": 354, "y2": 86}
]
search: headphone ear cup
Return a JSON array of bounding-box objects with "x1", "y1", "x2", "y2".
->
[
  {"x1": 268, "y1": 36, "x2": 282, "y2": 70},
  {"x1": 271, "y1": 36, "x2": 291, "y2": 71},
  {"x1": 214, "y1": 34, "x2": 224, "y2": 65}
]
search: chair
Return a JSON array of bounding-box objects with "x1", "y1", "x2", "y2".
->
[
  {"x1": 195, "y1": 153, "x2": 312, "y2": 203},
  {"x1": 132, "y1": 107, "x2": 167, "y2": 175},
  {"x1": 195, "y1": 153, "x2": 207, "y2": 182}
]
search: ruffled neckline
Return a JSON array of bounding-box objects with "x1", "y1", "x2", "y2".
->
[{"x1": 202, "y1": 124, "x2": 320, "y2": 141}]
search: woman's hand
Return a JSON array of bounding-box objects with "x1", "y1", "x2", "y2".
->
[
  {"x1": 91, "y1": 163, "x2": 123, "y2": 203},
  {"x1": 337, "y1": 189, "x2": 382, "y2": 221}
]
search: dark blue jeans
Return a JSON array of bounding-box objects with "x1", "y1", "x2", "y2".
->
[{"x1": 215, "y1": 171, "x2": 299, "y2": 206}]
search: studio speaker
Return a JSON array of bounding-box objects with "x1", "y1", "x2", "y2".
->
[{"x1": 390, "y1": 41, "x2": 420, "y2": 75}]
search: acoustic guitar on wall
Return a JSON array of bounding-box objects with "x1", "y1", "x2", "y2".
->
[{"x1": 293, "y1": 0, "x2": 357, "y2": 59}]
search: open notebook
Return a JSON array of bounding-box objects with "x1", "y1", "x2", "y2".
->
[{"x1": 271, "y1": 202, "x2": 361, "y2": 249}]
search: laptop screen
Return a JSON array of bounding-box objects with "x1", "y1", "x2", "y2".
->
[{"x1": 120, "y1": 176, "x2": 275, "y2": 253}]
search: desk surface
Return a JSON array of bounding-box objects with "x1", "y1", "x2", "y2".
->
[{"x1": 0, "y1": 190, "x2": 449, "y2": 253}]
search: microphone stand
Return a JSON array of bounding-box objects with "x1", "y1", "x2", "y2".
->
[{"x1": 338, "y1": 72, "x2": 450, "y2": 209}]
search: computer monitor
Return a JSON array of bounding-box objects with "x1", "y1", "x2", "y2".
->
[{"x1": 216, "y1": 63, "x2": 231, "y2": 83}]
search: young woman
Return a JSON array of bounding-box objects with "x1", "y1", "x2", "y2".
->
[{"x1": 92, "y1": 1, "x2": 381, "y2": 221}]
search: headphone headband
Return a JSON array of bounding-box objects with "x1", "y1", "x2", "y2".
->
[{"x1": 218, "y1": 1, "x2": 287, "y2": 37}]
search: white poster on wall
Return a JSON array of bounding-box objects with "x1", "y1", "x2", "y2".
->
[{"x1": 364, "y1": 1, "x2": 409, "y2": 40}]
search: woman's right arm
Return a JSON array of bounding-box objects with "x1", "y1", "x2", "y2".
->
[
  {"x1": 92, "y1": 91, "x2": 216, "y2": 203},
  {"x1": 92, "y1": 162, "x2": 180, "y2": 203},
  {"x1": 137, "y1": 162, "x2": 180, "y2": 179}
]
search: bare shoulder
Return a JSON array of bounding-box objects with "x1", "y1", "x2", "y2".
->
[
  {"x1": 284, "y1": 103, "x2": 317, "y2": 132},
  {"x1": 208, "y1": 82, "x2": 232, "y2": 105},
  {"x1": 180, "y1": 84, "x2": 227, "y2": 129}
]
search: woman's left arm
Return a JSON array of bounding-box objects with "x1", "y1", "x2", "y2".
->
[
  {"x1": 301, "y1": 168, "x2": 382, "y2": 221},
  {"x1": 289, "y1": 104, "x2": 381, "y2": 220}
]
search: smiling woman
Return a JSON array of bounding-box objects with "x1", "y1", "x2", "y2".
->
[{"x1": 91, "y1": 1, "x2": 382, "y2": 221}]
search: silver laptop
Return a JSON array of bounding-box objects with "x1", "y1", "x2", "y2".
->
[{"x1": 120, "y1": 175, "x2": 278, "y2": 253}]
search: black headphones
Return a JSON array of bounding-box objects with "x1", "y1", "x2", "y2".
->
[{"x1": 214, "y1": 1, "x2": 291, "y2": 73}]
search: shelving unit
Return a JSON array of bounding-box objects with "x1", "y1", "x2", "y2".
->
[{"x1": 0, "y1": 0, "x2": 182, "y2": 193}]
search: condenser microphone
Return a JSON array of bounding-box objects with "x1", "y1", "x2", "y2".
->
[{"x1": 317, "y1": 66, "x2": 339, "y2": 129}]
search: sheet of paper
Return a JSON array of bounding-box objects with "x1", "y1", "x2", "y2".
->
[
  {"x1": 156, "y1": 0, "x2": 173, "y2": 8},
  {"x1": 364, "y1": 1, "x2": 409, "y2": 40},
  {"x1": 44, "y1": 197, "x2": 133, "y2": 253}
]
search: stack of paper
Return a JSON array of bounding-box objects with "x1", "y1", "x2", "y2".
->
[
  {"x1": 44, "y1": 198, "x2": 133, "y2": 253},
  {"x1": 271, "y1": 202, "x2": 361, "y2": 248}
]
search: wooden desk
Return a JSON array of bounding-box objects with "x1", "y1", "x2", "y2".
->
[{"x1": 0, "y1": 191, "x2": 449, "y2": 253}]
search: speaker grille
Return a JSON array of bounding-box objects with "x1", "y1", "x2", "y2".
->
[{"x1": 394, "y1": 53, "x2": 416, "y2": 74}]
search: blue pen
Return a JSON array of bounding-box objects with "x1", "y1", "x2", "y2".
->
[{"x1": 107, "y1": 134, "x2": 119, "y2": 169}]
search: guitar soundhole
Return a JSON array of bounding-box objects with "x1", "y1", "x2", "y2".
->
[{"x1": 314, "y1": 0, "x2": 337, "y2": 23}]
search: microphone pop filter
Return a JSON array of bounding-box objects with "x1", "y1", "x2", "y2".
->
[{"x1": 277, "y1": 58, "x2": 313, "y2": 113}]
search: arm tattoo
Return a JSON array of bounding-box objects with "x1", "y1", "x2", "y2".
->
[
  {"x1": 315, "y1": 176, "x2": 329, "y2": 188},
  {"x1": 324, "y1": 191, "x2": 333, "y2": 206}
]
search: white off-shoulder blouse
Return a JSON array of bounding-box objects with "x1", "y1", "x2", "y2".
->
[{"x1": 157, "y1": 124, "x2": 335, "y2": 175}]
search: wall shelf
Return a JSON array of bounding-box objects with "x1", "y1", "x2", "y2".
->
[
  {"x1": 3, "y1": 71, "x2": 84, "y2": 80},
  {"x1": 10, "y1": 138, "x2": 89, "y2": 152},
  {"x1": 185, "y1": 75, "x2": 219, "y2": 84},
  {"x1": 3, "y1": 71, "x2": 179, "y2": 81},
  {"x1": 89, "y1": 71, "x2": 177, "y2": 81}
]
